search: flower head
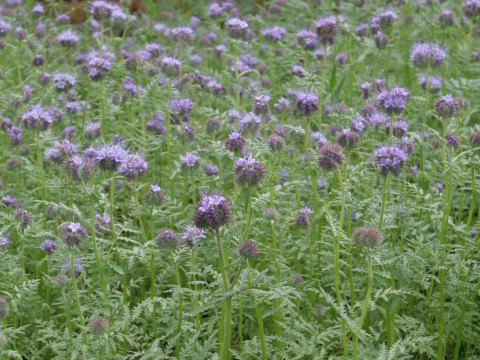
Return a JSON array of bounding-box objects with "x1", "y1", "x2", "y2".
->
[
  {"x1": 238, "y1": 240, "x2": 260, "y2": 260},
  {"x1": 61, "y1": 222, "x2": 87, "y2": 246},
  {"x1": 318, "y1": 143, "x2": 345, "y2": 171},
  {"x1": 194, "y1": 192, "x2": 232, "y2": 230},
  {"x1": 352, "y1": 227, "x2": 382, "y2": 248},
  {"x1": 374, "y1": 145, "x2": 407, "y2": 176},
  {"x1": 119, "y1": 154, "x2": 148, "y2": 180},
  {"x1": 410, "y1": 42, "x2": 447, "y2": 68},
  {"x1": 234, "y1": 154, "x2": 266, "y2": 187},
  {"x1": 435, "y1": 94, "x2": 460, "y2": 118},
  {"x1": 225, "y1": 18, "x2": 249, "y2": 39},
  {"x1": 315, "y1": 16, "x2": 338, "y2": 44},
  {"x1": 95, "y1": 143, "x2": 127, "y2": 171},
  {"x1": 22, "y1": 104, "x2": 53, "y2": 130},
  {"x1": 155, "y1": 229, "x2": 179, "y2": 249},
  {"x1": 40, "y1": 239, "x2": 57, "y2": 255},
  {"x1": 182, "y1": 226, "x2": 206, "y2": 247},
  {"x1": 374, "y1": 87, "x2": 411, "y2": 114},
  {"x1": 225, "y1": 132, "x2": 246, "y2": 152},
  {"x1": 293, "y1": 92, "x2": 319, "y2": 117},
  {"x1": 295, "y1": 207, "x2": 314, "y2": 227},
  {"x1": 297, "y1": 30, "x2": 317, "y2": 50}
]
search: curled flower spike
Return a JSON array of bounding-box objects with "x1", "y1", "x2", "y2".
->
[
  {"x1": 435, "y1": 94, "x2": 460, "y2": 118},
  {"x1": 238, "y1": 240, "x2": 260, "y2": 260},
  {"x1": 155, "y1": 229, "x2": 180, "y2": 249},
  {"x1": 318, "y1": 143, "x2": 345, "y2": 171},
  {"x1": 295, "y1": 207, "x2": 314, "y2": 227},
  {"x1": 352, "y1": 227, "x2": 382, "y2": 249},
  {"x1": 410, "y1": 42, "x2": 447, "y2": 68},
  {"x1": 292, "y1": 92, "x2": 319, "y2": 117},
  {"x1": 225, "y1": 18, "x2": 249, "y2": 39},
  {"x1": 374, "y1": 87, "x2": 411, "y2": 114}
]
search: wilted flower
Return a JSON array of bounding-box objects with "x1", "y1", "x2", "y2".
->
[
  {"x1": 88, "y1": 317, "x2": 109, "y2": 335},
  {"x1": 238, "y1": 240, "x2": 260, "y2": 260},
  {"x1": 352, "y1": 227, "x2": 382, "y2": 248}
]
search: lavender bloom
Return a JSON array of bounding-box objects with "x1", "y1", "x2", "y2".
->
[
  {"x1": 53, "y1": 73, "x2": 76, "y2": 92},
  {"x1": 291, "y1": 65, "x2": 305, "y2": 77},
  {"x1": 122, "y1": 76, "x2": 143, "y2": 97},
  {"x1": 336, "y1": 52, "x2": 348, "y2": 65},
  {"x1": 225, "y1": 18, "x2": 249, "y2": 39},
  {"x1": 15, "y1": 26, "x2": 27, "y2": 40},
  {"x1": 57, "y1": 14, "x2": 71, "y2": 24},
  {"x1": 361, "y1": 79, "x2": 386, "y2": 99},
  {"x1": 378, "y1": 10, "x2": 398, "y2": 28},
  {"x1": 171, "y1": 98, "x2": 193, "y2": 123},
  {"x1": 95, "y1": 212, "x2": 111, "y2": 229},
  {"x1": 56, "y1": 30, "x2": 80, "y2": 47},
  {"x1": 171, "y1": 26, "x2": 194, "y2": 41},
  {"x1": 293, "y1": 92, "x2": 319, "y2": 117},
  {"x1": 155, "y1": 229, "x2": 179, "y2": 249},
  {"x1": 465, "y1": 0, "x2": 480, "y2": 17},
  {"x1": 273, "y1": 97, "x2": 291, "y2": 113},
  {"x1": 7, "y1": 126, "x2": 22, "y2": 145},
  {"x1": 318, "y1": 143, "x2": 345, "y2": 171},
  {"x1": 55, "y1": 139, "x2": 78, "y2": 156},
  {"x1": 225, "y1": 132, "x2": 246, "y2": 152},
  {"x1": 194, "y1": 192, "x2": 232, "y2": 230},
  {"x1": 374, "y1": 87, "x2": 411, "y2": 114},
  {"x1": 182, "y1": 226, "x2": 206, "y2": 247},
  {"x1": 0, "y1": 20, "x2": 11, "y2": 36},
  {"x1": 88, "y1": 57, "x2": 111, "y2": 80},
  {"x1": 397, "y1": 137, "x2": 415, "y2": 156},
  {"x1": 2, "y1": 195, "x2": 18, "y2": 209},
  {"x1": 262, "y1": 26, "x2": 286, "y2": 41},
  {"x1": 66, "y1": 155, "x2": 96, "y2": 180},
  {"x1": 356, "y1": 23, "x2": 369, "y2": 37},
  {"x1": 39, "y1": 72, "x2": 51, "y2": 86},
  {"x1": 295, "y1": 207, "x2": 314, "y2": 227},
  {"x1": 84, "y1": 122, "x2": 101, "y2": 139},
  {"x1": 45, "y1": 148, "x2": 63, "y2": 163},
  {"x1": 0, "y1": 234, "x2": 10, "y2": 251},
  {"x1": 431, "y1": 183, "x2": 444, "y2": 192},
  {"x1": 22, "y1": 104, "x2": 53, "y2": 130},
  {"x1": 35, "y1": 22, "x2": 47, "y2": 37},
  {"x1": 234, "y1": 154, "x2": 266, "y2": 187},
  {"x1": 445, "y1": 134, "x2": 461, "y2": 149},
  {"x1": 181, "y1": 153, "x2": 200, "y2": 169},
  {"x1": 435, "y1": 94, "x2": 460, "y2": 117},
  {"x1": 385, "y1": 120, "x2": 409, "y2": 138},
  {"x1": 410, "y1": 42, "x2": 447, "y2": 68},
  {"x1": 374, "y1": 145, "x2": 407, "y2": 176},
  {"x1": 208, "y1": 3, "x2": 223, "y2": 18},
  {"x1": 90, "y1": 1, "x2": 113, "y2": 21},
  {"x1": 204, "y1": 164, "x2": 219, "y2": 176},
  {"x1": 61, "y1": 222, "x2": 88, "y2": 246},
  {"x1": 62, "y1": 259, "x2": 83, "y2": 276},
  {"x1": 62, "y1": 126, "x2": 76, "y2": 139},
  {"x1": 145, "y1": 184, "x2": 165, "y2": 204},
  {"x1": 419, "y1": 75, "x2": 442, "y2": 93},
  {"x1": 253, "y1": 95, "x2": 271, "y2": 116},
  {"x1": 95, "y1": 143, "x2": 127, "y2": 170},
  {"x1": 311, "y1": 131, "x2": 327, "y2": 146},
  {"x1": 297, "y1": 30, "x2": 317, "y2": 50},
  {"x1": 40, "y1": 239, "x2": 57, "y2": 255},
  {"x1": 315, "y1": 16, "x2": 338, "y2": 44},
  {"x1": 238, "y1": 112, "x2": 262, "y2": 134},
  {"x1": 119, "y1": 154, "x2": 148, "y2": 179},
  {"x1": 337, "y1": 129, "x2": 360, "y2": 148}
]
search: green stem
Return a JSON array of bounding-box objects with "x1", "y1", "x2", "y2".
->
[
  {"x1": 71, "y1": 254, "x2": 86, "y2": 344},
  {"x1": 170, "y1": 249, "x2": 183, "y2": 360},
  {"x1": 166, "y1": 77, "x2": 174, "y2": 199},
  {"x1": 216, "y1": 229, "x2": 231, "y2": 360}
]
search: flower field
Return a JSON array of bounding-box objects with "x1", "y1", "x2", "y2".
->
[{"x1": 1, "y1": 0, "x2": 480, "y2": 359}]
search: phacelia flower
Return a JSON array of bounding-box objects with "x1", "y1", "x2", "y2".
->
[
  {"x1": 435, "y1": 94, "x2": 460, "y2": 117},
  {"x1": 262, "y1": 26, "x2": 286, "y2": 42},
  {"x1": 155, "y1": 229, "x2": 179, "y2": 249},
  {"x1": 238, "y1": 112, "x2": 262, "y2": 134},
  {"x1": 53, "y1": 73, "x2": 76, "y2": 92},
  {"x1": 315, "y1": 16, "x2": 338, "y2": 44},
  {"x1": 234, "y1": 154, "x2": 266, "y2": 187},
  {"x1": 352, "y1": 227, "x2": 382, "y2": 248},
  {"x1": 119, "y1": 154, "x2": 148, "y2": 179},
  {"x1": 419, "y1": 75, "x2": 442, "y2": 93},
  {"x1": 295, "y1": 207, "x2": 314, "y2": 227},
  {"x1": 225, "y1": 18, "x2": 249, "y2": 39},
  {"x1": 225, "y1": 132, "x2": 246, "y2": 152},
  {"x1": 181, "y1": 153, "x2": 200, "y2": 169},
  {"x1": 40, "y1": 239, "x2": 57, "y2": 255},
  {"x1": 56, "y1": 30, "x2": 80, "y2": 47},
  {"x1": 145, "y1": 184, "x2": 165, "y2": 204},
  {"x1": 15, "y1": 209, "x2": 31, "y2": 227},
  {"x1": 410, "y1": 42, "x2": 447, "y2": 68},
  {"x1": 161, "y1": 57, "x2": 182, "y2": 78},
  {"x1": 373, "y1": 145, "x2": 407, "y2": 176},
  {"x1": 204, "y1": 163, "x2": 219, "y2": 176},
  {"x1": 337, "y1": 129, "x2": 360, "y2": 148},
  {"x1": 238, "y1": 240, "x2": 260, "y2": 260},
  {"x1": 445, "y1": 134, "x2": 460, "y2": 149},
  {"x1": 61, "y1": 222, "x2": 88, "y2": 246},
  {"x1": 90, "y1": 1, "x2": 113, "y2": 21},
  {"x1": 194, "y1": 192, "x2": 232, "y2": 230},
  {"x1": 62, "y1": 259, "x2": 84, "y2": 276},
  {"x1": 374, "y1": 87, "x2": 411, "y2": 114},
  {"x1": 297, "y1": 30, "x2": 317, "y2": 50},
  {"x1": 318, "y1": 143, "x2": 345, "y2": 171},
  {"x1": 253, "y1": 95, "x2": 271, "y2": 116},
  {"x1": 374, "y1": 32, "x2": 389, "y2": 49},
  {"x1": 182, "y1": 226, "x2": 206, "y2": 247},
  {"x1": 385, "y1": 120, "x2": 409, "y2": 138},
  {"x1": 88, "y1": 57, "x2": 111, "y2": 80},
  {"x1": 95, "y1": 143, "x2": 127, "y2": 170},
  {"x1": 88, "y1": 317, "x2": 109, "y2": 335},
  {"x1": 22, "y1": 104, "x2": 53, "y2": 130},
  {"x1": 268, "y1": 134, "x2": 286, "y2": 151},
  {"x1": 292, "y1": 92, "x2": 319, "y2": 117},
  {"x1": 2, "y1": 195, "x2": 18, "y2": 209}
]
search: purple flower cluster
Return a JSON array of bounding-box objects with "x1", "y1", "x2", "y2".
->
[
  {"x1": 374, "y1": 145, "x2": 407, "y2": 176},
  {"x1": 194, "y1": 192, "x2": 232, "y2": 230},
  {"x1": 374, "y1": 87, "x2": 411, "y2": 114},
  {"x1": 410, "y1": 42, "x2": 447, "y2": 68}
]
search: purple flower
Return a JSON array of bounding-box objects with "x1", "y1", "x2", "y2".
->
[
  {"x1": 22, "y1": 104, "x2": 53, "y2": 130},
  {"x1": 435, "y1": 94, "x2": 460, "y2": 117},
  {"x1": 122, "y1": 76, "x2": 143, "y2": 97},
  {"x1": 318, "y1": 143, "x2": 345, "y2": 171},
  {"x1": 40, "y1": 239, "x2": 57, "y2": 255},
  {"x1": 2, "y1": 195, "x2": 18, "y2": 209},
  {"x1": 45, "y1": 148, "x2": 63, "y2": 163},
  {"x1": 419, "y1": 76, "x2": 442, "y2": 93},
  {"x1": 374, "y1": 145, "x2": 407, "y2": 176},
  {"x1": 32, "y1": 54, "x2": 45, "y2": 67},
  {"x1": 62, "y1": 259, "x2": 84, "y2": 276},
  {"x1": 445, "y1": 134, "x2": 461, "y2": 149},
  {"x1": 181, "y1": 153, "x2": 200, "y2": 169},
  {"x1": 262, "y1": 26, "x2": 286, "y2": 41},
  {"x1": 336, "y1": 52, "x2": 348, "y2": 65},
  {"x1": 385, "y1": 120, "x2": 409, "y2": 138},
  {"x1": 62, "y1": 223, "x2": 88, "y2": 246},
  {"x1": 53, "y1": 73, "x2": 76, "y2": 92},
  {"x1": 155, "y1": 229, "x2": 179, "y2": 249},
  {"x1": 57, "y1": 14, "x2": 71, "y2": 24},
  {"x1": 119, "y1": 154, "x2": 148, "y2": 179},
  {"x1": 238, "y1": 240, "x2": 260, "y2": 259},
  {"x1": 268, "y1": 134, "x2": 286, "y2": 151},
  {"x1": 0, "y1": 19, "x2": 11, "y2": 36},
  {"x1": 293, "y1": 92, "x2": 319, "y2": 117},
  {"x1": 438, "y1": 10, "x2": 455, "y2": 25},
  {"x1": 7, "y1": 126, "x2": 22, "y2": 145},
  {"x1": 225, "y1": 132, "x2": 246, "y2": 152},
  {"x1": 374, "y1": 87, "x2": 411, "y2": 114},
  {"x1": 95, "y1": 143, "x2": 128, "y2": 170},
  {"x1": 291, "y1": 65, "x2": 305, "y2": 77},
  {"x1": 145, "y1": 184, "x2": 165, "y2": 204},
  {"x1": 88, "y1": 57, "x2": 111, "y2": 80},
  {"x1": 170, "y1": 98, "x2": 193, "y2": 123},
  {"x1": 171, "y1": 26, "x2": 194, "y2": 41},
  {"x1": 66, "y1": 155, "x2": 96, "y2": 180},
  {"x1": 225, "y1": 18, "x2": 249, "y2": 39},
  {"x1": 410, "y1": 42, "x2": 447, "y2": 68},
  {"x1": 315, "y1": 16, "x2": 338, "y2": 44},
  {"x1": 56, "y1": 30, "x2": 80, "y2": 47},
  {"x1": 234, "y1": 154, "x2": 266, "y2": 187},
  {"x1": 337, "y1": 128, "x2": 360, "y2": 148},
  {"x1": 273, "y1": 97, "x2": 291, "y2": 113},
  {"x1": 0, "y1": 234, "x2": 10, "y2": 250},
  {"x1": 90, "y1": 1, "x2": 114, "y2": 21},
  {"x1": 204, "y1": 164, "x2": 219, "y2": 176},
  {"x1": 85, "y1": 122, "x2": 101, "y2": 139},
  {"x1": 374, "y1": 32, "x2": 389, "y2": 49},
  {"x1": 297, "y1": 30, "x2": 317, "y2": 50},
  {"x1": 238, "y1": 112, "x2": 262, "y2": 134},
  {"x1": 95, "y1": 212, "x2": 111, "y2": 229},
  {"x1": 295, "y1": 207, "x2": 314, "y2": 227},
  {"x1": 182, "y1": 226, "x2": 206, "y2": 247},
  {"x1": 194, "y1": 192, "x2": 232, "y2": 230}
]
